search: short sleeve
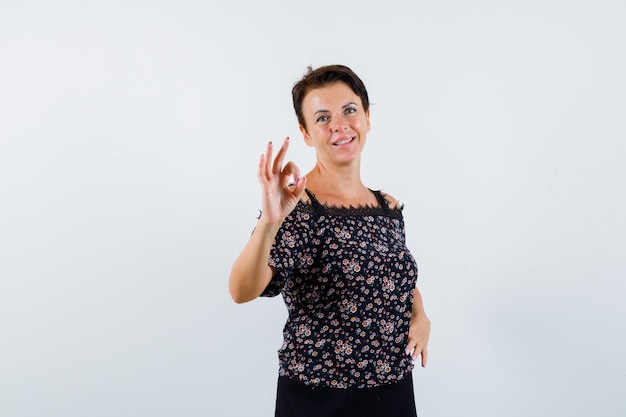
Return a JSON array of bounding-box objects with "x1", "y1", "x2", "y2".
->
[{"x1": 260, "y1": 206, "x2": 311, "y2": 298}]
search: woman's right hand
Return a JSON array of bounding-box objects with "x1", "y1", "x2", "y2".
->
[{"x1": 257, "y1": 137, "x2": 306, "y2": 225}]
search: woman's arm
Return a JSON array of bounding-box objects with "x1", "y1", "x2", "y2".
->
[
  {"x1": 380, "y1": 192, "x2": 431, "y2": 366},
  {"x1": 228, "y1": 138, "x2": 305, "y2": 303},
  {"x1": 406, "y1": 287, "x2": 431, "y2": 367},
  {"x1": 228, "y1": 218, "x2": 281, "y2": 303}
]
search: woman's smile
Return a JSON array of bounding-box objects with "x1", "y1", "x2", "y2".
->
[{"x1": 332, "y1": 136, "x2": 355, "y2": 146}]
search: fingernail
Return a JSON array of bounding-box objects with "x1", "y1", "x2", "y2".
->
[{"x1": 405, "y1": 349, "x2": 411, "y2": 356}]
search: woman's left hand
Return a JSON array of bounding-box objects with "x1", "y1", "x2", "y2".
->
[{"x1": 406, "y1": 313, "x2": 431, "y2": 368}]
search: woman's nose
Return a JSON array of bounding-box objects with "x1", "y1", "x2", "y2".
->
[{"x1": 331, "y1": 115, "x2": 348, "y2": 131}]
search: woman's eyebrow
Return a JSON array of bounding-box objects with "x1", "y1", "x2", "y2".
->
[{"x1": 314, "y1": 102, "x2": 358, "y2": 115}]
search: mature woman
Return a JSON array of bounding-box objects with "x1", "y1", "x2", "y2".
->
[{"x1": 229, "y1": 65, "x2": 430, "y2": 417}]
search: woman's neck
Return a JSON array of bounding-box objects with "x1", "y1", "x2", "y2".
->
[{"x1": 304, "y1": 163, "x2": 375, "y2": 206}]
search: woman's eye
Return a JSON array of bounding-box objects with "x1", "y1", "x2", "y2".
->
[
  {"x1": 345, "y1": 107, "x2": 356, "y2": 115},
  {"x1": 316, "y1": 115, "x2": 329, "y2": 123}
]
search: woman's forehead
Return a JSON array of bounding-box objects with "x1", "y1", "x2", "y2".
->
[{"x1": 302, "y1": 82, "x2": 362, "y2": 111}]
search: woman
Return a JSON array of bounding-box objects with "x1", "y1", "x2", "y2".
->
[{"x1": 229, "y1": 65, "x2": 430, "y2": 417}]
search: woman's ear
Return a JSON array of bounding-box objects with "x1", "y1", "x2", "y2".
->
[
  {"x1": 366, "y1": 110, "x2": 371, "y2": 131},
  {"x1": 300, "y1": 124, "x2": 313, "y2": 147}
]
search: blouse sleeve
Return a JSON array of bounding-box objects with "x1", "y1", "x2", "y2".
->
[{"x1": 260, "y1": 206, "x2": 310, "y2": 298}]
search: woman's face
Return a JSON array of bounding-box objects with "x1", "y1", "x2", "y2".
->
[{"x1": 299, "y1": 82, "x2": 370, "y2": 167}]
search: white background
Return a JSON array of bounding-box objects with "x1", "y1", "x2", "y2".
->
[{"x1": 1, "y1": 1, "x2": 625, "y2": 416}]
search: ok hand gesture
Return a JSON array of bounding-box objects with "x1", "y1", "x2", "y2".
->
[{"x1": 257, "y1": 137, "x2": 306, "y2": 225}]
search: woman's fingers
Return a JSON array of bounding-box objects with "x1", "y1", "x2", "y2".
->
[
  {"x1": 272, "y1": 137, "x2": 290, "y2": 175},
  {"x1": 406, "y1": 322, "x2": 429, "y2": 368},
  {"x1": 421, "y1": 347, "x2": 428, "y2": 368},
  {"x1": 406, "y1": 312, "x2": 430, "y2": 368},
  {"x1": 293, "y1": 175, "x2": 307, "y2": 199},
  {"x1": 258, "y1": 138, "x2": 292, "y2": 183},
  {"x1": 259, "y1": 138, "x2": 301, "y2": 188},
  {"x1": 282, "y1": 161, "x2": 301, "y2": 185},
  {"x1": 405, "y1": 342, "x2": 427, "y2": 367},
  {"x1": 257, "y1": 152, "x2": 267, "y2": 183},
  {"x1": 258, "y1": 141, "x2": 273, "y2": 183}
]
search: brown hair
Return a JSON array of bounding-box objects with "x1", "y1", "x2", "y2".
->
[{"x1": 292, "y1": 65, "x2": 370, "y2": 130}]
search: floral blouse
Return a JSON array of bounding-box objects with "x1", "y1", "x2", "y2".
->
[{"x1": 261, "y1": 189, "x2": 418, "y2": 389}]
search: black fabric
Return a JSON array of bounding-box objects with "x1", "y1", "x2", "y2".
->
[
  {"x1": 304, "y1": 188, "x2": 324, "y2": 213},
  {"x1": 275, "y1": 374, "x2": 418, "y2": 417},
  {"x1": 303, "y1": 188, "x2": 394, "y2": 216},
  {"x1": 371, "y1": 189, "x2": 392, "y2": 214}
]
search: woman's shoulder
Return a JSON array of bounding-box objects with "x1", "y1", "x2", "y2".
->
[{"x1": 378, "y1": 190, "x2": 403, "y2": 210}]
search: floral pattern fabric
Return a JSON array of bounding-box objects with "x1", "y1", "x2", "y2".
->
[{"x1": 262, "y1": 190, "x2": 418, "y2": 389}]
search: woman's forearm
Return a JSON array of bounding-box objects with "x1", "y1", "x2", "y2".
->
[
  {"x1": 412, "y1": 287, "x2": 429, "y2": 321},
  {"x1": 228, "y1": 219, "x2": 281, "y2": 303}
]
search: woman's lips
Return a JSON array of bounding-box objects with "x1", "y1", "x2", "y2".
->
[{"x1": 333, "y1": 136, "x2": 354, "y2": 146}]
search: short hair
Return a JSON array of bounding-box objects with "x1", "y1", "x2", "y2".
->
[{"x1": 292, "y1": 65, "x2": 370, "y2": 130}]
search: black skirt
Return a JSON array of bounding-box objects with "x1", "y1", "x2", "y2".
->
[{"x1": 274, "y1": 374, "x2": 418, "y2": 417}]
